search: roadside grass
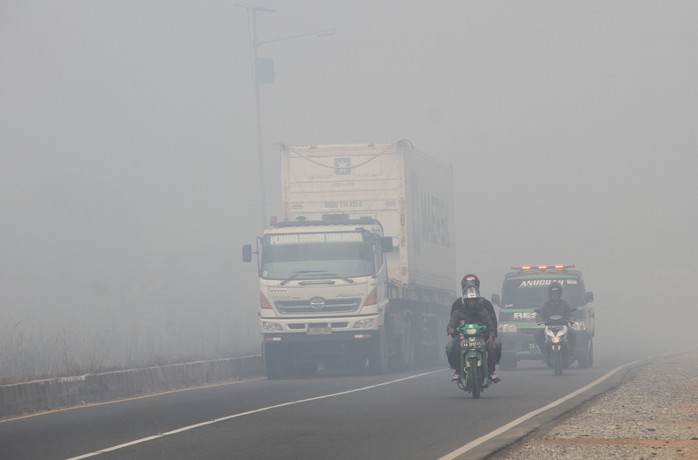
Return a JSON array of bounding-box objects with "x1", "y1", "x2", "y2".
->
[{"x1": 0, "y1": 313, "x2": 258, "y2": 385}]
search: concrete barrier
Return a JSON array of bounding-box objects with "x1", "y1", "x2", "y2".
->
[{"x1": 0, "y1": 355, "x2": 264, "y2": 418}]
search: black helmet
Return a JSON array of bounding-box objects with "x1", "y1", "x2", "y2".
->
[
  {"x1": 548, "y1": 281, "x2": 563, "y2": 297},
  {"x1": 461, "y1": 274, "x2": 480, "y2": 289}
]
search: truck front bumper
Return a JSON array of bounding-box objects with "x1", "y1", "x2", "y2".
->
[
  {"x1": 262, "y1": 330, "x2": 378, "y2": 360},
  {"x1": 263, "y1": 330, "x2": 377, "y2": 343},
  {"x1": 500, "y1": 331, "x2": 544, "y2": 361}
]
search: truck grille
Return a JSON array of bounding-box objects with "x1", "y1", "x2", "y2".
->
[{"x1": 275, "y1": 298, "x2": 362, "y2": 314}]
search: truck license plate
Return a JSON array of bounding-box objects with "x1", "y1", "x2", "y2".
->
[{"x1": 307, "y1": 327, "x2": 331, "y2": 335}]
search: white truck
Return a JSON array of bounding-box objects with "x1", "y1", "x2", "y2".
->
[{"x1": 242, "y1": 140, "x2": 456, "y2": 378}]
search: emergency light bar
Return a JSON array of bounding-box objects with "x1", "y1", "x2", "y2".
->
[{"x1": 511, "y1": 264, "x2": 575, "y2": 271}]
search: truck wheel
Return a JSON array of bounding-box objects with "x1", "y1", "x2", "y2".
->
[
  {"x1": 418, "y1": 316, "x2": 446, "y2": 365},
  {"x1": 369, "y1": 327, "x2": 389, "y2": 374},
  {"x1": 394, "y1": 316, "x2": 414, "y2": 371},
  {"x1": 578, "y1": 339, "x2": 594, "y2": 369},
  {"x1": 433, "y1": 317, "x2": 447, "y2": 365},
  {"x1": 263, "y1": 342, "x2": 287, "y2": 380}
]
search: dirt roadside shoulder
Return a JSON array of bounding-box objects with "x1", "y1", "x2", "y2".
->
[{"x1": 490, "y1": 351, "x2": 698, "y2": 459}]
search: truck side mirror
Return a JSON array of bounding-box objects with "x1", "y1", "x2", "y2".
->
[
  {"x1": 380, "y1": 237, "x2": 394, "y2": 253},
  {"x1": 491, "y1": 294, "x2": 501, "y2": 306},
  {"x1": 242, "y1": 244, "x2": 252, "y2": 262},
  {"x1": 584, "y1": 291, "x2": 594, "y2": 303}
]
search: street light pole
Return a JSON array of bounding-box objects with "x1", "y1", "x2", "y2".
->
[
  {"x1": 240, "y1": 5, "x2": 274, "y2": 230},
  {"x1": 238, "y1": 5, "x2": 334, "y2": 229}
]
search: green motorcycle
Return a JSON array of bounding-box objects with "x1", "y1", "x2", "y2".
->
[{"x1": 457, "y1": 323, "x2": 490, "y2": 399}]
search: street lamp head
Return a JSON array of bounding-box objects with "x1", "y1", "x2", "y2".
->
[
  {"x1": 315, "y1": 28, "x2": 336, "y2": 38},
  {"x1": 235, "y1": 4, "x2": 276, "y2": 13}
]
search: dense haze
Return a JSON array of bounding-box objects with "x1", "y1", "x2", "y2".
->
[{"x1": 2, "y1": 1, "x2": 696, "y2": 382}]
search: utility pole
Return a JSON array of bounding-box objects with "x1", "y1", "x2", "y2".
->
[
  {"x1": 237, "y1": 5, "x2": 334, "y2": 229},
  {"x1": 239, "y1": 5, "x2": 274, "y2": 230}
]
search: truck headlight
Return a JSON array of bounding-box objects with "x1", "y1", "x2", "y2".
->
[
  {"x1": 498, "y1": 323, "x2": 518, "y2": 333},
  {"x1": 353, "y1": 318, "x2": 376, "y2": 329},
  {"x1": 572, "y1": 321, "x2": 586, "y2": 331},
  {"x1": 262, "y1": 321, "x2": 283, "y2": 332}
]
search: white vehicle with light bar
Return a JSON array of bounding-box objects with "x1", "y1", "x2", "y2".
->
[
  {"x1": 242, "y1": 140, "x2": 455, "y2": 379},
  {"x1": 491, "y1": 265, "x2": 595, "y2": 370}
]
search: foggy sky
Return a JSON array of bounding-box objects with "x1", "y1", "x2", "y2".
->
[{"x1": 2, "y1": 1, "x2": 697, "y2": 379}]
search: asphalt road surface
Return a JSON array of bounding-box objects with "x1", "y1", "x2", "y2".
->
[{"x1": 0, "y1": 353, "x2": 642, "y2": 460}]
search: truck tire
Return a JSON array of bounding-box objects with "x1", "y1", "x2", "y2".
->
[
  {"x1": 416, "y1": 315, "x2": 446, "y2": 365},
  {"x1": 264, "y1": 342, "x2": 289, "y2": 380},
  {"x1": 394, "y1": 315, "x2": 414, "y2": 371},
  {"x1": 369, "y1": 327, "x2": 389, "y2": 374},
  {"x1": 578, "y1": 338, "x2": 594, "y2": 369},
  {"x1": 432, "y1": 316, "x2": 448, "y2": 365}
]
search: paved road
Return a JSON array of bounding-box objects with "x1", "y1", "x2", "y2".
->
[{"x1": 0, "y1": 354, "x2": 641, "y2": 460}]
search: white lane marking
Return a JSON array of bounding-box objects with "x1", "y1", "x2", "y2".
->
[
  {"x1": 1, "y1": 377, "x2": 266, "y2": 424},
  {"x1": 66, "y1": 370, "x2": 443, "y2": 460},
  {"x1": 438, "y1": 360, "x2": 643, "y2": 460}
]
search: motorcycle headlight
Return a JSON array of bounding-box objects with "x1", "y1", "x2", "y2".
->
[
  {"x1": 572, "y1": 321, "x2": 586, "y2": 331},
  {"x1": 551, "y1": 336, "x2": 561, "y2": 343},
  {"x1": 262, "y1": 321, "x2": 283, "y2": 332},
  {"x1": 353, "y1": 317, "x2": 376, "y2": 329},
  {"x1": 498, "y1": 323, "x2": 518, "y2": 333},
  {"x1": 466, "y1": 327, "x2": 477, "y2": 335}
]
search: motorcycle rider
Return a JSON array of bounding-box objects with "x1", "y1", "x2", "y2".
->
[
  {"x1": 452, "y1": 274, "x2": 502, "y2": 366},
  {"x1": 446, "y1": 284, "x2": 500, "y2": 383},
  {"x1": 535, "y1": 281, "x2": 577, "y2": 364}
]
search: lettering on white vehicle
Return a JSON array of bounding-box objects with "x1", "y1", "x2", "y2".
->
[
  {"x1": 411, "y1": 173, "x2": 451, "y2": 253},
  {"x1": 513, "y1": 312, "x2": 537, "y2": 320},
  {"x1": 269, "y1": 233, "x2": 363, "y2": 244},
  {"x1": 324, "y1": 200, "x2": 363, "y2": 208},
  {"x1": 518, "y1": 279, "x2": 574, "y2": 288}
]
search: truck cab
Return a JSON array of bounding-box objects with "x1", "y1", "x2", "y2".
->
[
  {"x1": 492, "y1": 265, "x2": 595, "y2": 370},
  {"x1": 243, "y1": 217, "x2": 394, "y2": 378}
]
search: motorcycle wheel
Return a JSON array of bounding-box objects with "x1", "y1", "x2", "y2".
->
[
  {"x1": 553, "y1": 351, "x2": 563, "y2": 375},
  {"x1": 469, "y1": 357, "x2": 481, "y2": 399}
]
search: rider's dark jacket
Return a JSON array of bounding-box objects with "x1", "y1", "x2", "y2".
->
[
  {"x1": 447, "y1": 299, "x2": 496, "y2": 339},
  {"x1": 535, "y1": 299, "x2": 575, "y2": 323},
  {"x1": 451, "y1": 297, "x2": 498, "y2": 335}
]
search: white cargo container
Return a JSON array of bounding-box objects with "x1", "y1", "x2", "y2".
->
[{"x1": 243, "y1": 140, "x2": 456, "y2": 378}]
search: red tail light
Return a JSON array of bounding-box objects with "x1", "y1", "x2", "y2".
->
[{"x1": 260, "y1": 293, "x2": 273, "y2": 309}]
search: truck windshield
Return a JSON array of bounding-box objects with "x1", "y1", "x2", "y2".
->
[
  {"x1": 261, "y1": 236, "x2": 376, "y2": 280},
  {"x1": 501, "y1": 278, "x2": 585, "y2": 307}
]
